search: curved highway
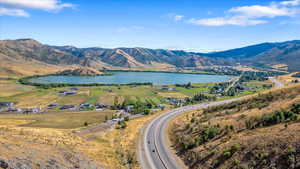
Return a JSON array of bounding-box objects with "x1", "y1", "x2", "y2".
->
[{"x1": 138, "y1": 78, "x2": 284, "y2": 169}]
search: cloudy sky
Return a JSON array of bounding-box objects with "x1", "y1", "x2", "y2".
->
[{"x1": 1, "y1": 0, "x2": 300, "y2": 52}]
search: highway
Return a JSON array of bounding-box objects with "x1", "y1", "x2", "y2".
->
[{"x1": 138, "y1": 78, "x2": 284, "y2": 169}]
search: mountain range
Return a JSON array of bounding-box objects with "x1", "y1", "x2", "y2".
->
[{"x1": 0, "y1": 39, "x2": 300, "y2": 76}]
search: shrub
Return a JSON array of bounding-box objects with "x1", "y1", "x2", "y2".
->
[
  {"x1": 117, "y1": 120, "x2": 127, "y2": 129},
  {"x1": 245, "y1": 119, "x2": 254, "y2": 129},
  {"x1": 223, "y1": 151, "x2": 232, "y2": 158},
  {"x1": 124, "y1": 116, "x2": 129, "y2": 121},
  {"x1": 291, "y1": 104, "x2": 300, "y2": 114}
]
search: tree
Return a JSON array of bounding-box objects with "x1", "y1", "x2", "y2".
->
[{"x1": 113, "y1": 96, "x2": 120, "y2": 109}]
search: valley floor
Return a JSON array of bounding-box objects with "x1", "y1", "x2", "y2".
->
[{"x1": 0, "y1": 74, "x2": 284, "y2": 168}]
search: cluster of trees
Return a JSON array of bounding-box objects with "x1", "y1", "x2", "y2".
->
[
  {"x1": 239, "y1": 72, "x2": 270, "y2": 82},
  {"x1": 225, "y1": 85, "x2": 243, "y2": 96},
  {"x1": 175, "y1": 82, "x2": 193, "y2": 89},
  {"x1": 184, "y1": 93, "x2": 216, "y2": 105},
  {"x1": 246, "y1": 104, "x2": 300, "y2": 129},
  {"x1": 179, "y1": 124, "x2": 222, "y2": 151},
  {"x1": 19, "y1": 76, "x2": 153, "y2": 89},
  {"x1": 112, "y1": 96, "x2": 155, "y2": 115},
  {"x1": 202, "y1": 68, "x2": 284, "y2": 76},
  {"x1": 210, "y1": 83, "x2": 230, "y2": 94}
]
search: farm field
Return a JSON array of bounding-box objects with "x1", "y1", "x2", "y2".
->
[
  {"x1": 0, "y1": 110, "x2": 115, "y2": 129},
  {"x1": 0, "y1": 78, "x2": 272, "y2": 108}
]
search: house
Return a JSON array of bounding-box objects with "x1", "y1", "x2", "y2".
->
[
  {"x1": 64, "y1": 90, "x2": 77, "y2": 95},
  {"x1": 58, "y1": 90, "x2": 77, "y2": 96},
  {"x1": 23, "y1": 108, "x2": 40, "y2": 114},
  {"x1": 166, "y1": 97, "x2": 185, "y2": 106},
  {"x1": 125, "y1": 105, "x2": 134, "y2": 113},
  {"x1": 161, "y1": 86, "x2": 176, "y2": 91},
  {"x1": 95, "y1": 104, "x2": 107, "y2": 110},
  {"x1": 161, "y1": 86, "x2": 169, "y2": 91},
  {"x1": 79, "y1": 103, "x2": 93, "y2": 110},
  {"x1": 60, "y1": 105, "x2": 76, "y2": 110},
  {"x1": 95, "y1": 104, "x2": 109, "y2": 109},
  {"x1": 7, "y1": 108, "x2": 22, "y2": 113},
  {"x1": 58, "y1": 90, "x2": 67, "y2": 94},
  {"x1": 47, "y1": 104, "x2": 58, "y2": 109},
  {"x1": 156, "y1": 104, "x2": 165, "y2": 109}
]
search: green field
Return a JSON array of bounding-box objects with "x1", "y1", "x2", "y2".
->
[{"x1": 0, "y1": 79, "x2": 273, "y2": 108}]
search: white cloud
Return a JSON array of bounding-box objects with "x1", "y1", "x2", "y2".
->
[
  {"x1": 0, "y1": 7, "x2": 29, "y2": 17},
  {"x1": 189, "y1": 0, "x2": 300, "y2": 27},
  {"x1": 189, "y1": 16, "x2": 267, "y2": 26},
  {"x1": 0, "y1": 0, "x2": 74, "y2": 10},
  {"x1": 174, "y1": 15, "x2": 184, "y2": 21},
  {"x1": 229, "y1": 5, "x2": 295, "y2": 18},
  {"x1": 281, "y1": 0, "x2": 300, "y2": 6}
]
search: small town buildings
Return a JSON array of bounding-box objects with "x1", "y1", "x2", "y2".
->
[{"x1": 0, "y1": 102, "x2": 14, "y2": 109}]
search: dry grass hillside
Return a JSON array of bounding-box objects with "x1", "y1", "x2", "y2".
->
[
  {"x1": 0, "y1": 52, "x2": 66, "y2": 77},
  {"x1": 170, "y1": 84, "x2": 300, "y2": 169},
  {"x1": 57, "y1": 67, "x2": 104, "y2": 76},
  {"x1": 0, "y1": 125, "x2": 101, "y2": 169}
]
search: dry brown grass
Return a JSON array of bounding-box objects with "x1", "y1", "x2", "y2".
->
[
  {"x1": 277, "y1": 72, "x2": 300, "y2": 85},
  {"x1": 0, "y1": 80, "x2": 35, "y2": 97},
  {"x1": 80, "y1": 109, "x2": 169, "y2": 169},
  {"x1": 170, "y1": 84, "x2": 300, "y2": 169},
  {"x1": 0, "y1": 125, "x2": 101, "y2": 168}
]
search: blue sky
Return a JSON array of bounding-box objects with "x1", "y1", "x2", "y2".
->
[{"x1": 1, "y1": 0, "x2": 300, "y2": 52}]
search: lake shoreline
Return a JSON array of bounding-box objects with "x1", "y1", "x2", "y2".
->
[{"x1": 19, "y1": 71, "x2": 232, "y2": 88}]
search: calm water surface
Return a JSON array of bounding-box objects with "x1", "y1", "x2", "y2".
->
[{"x1": 30, "y1": 71, "x2": 232, "y2": 85}]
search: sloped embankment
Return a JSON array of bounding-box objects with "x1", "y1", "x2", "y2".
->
[{"x1": 171, "y1": 84, "x2": 300, "y2": 169}]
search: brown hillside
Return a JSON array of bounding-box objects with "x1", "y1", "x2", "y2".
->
[
  {"x1": 171, "y1": 84, "x2": 300, "y2": 169},
  {"x1": 57, "y1": 67, "x2": 104, "y2": 76}
]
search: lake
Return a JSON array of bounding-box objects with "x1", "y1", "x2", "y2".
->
[{"x1": 29, "y1": 71, "x2": 232, "y2": 85}]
